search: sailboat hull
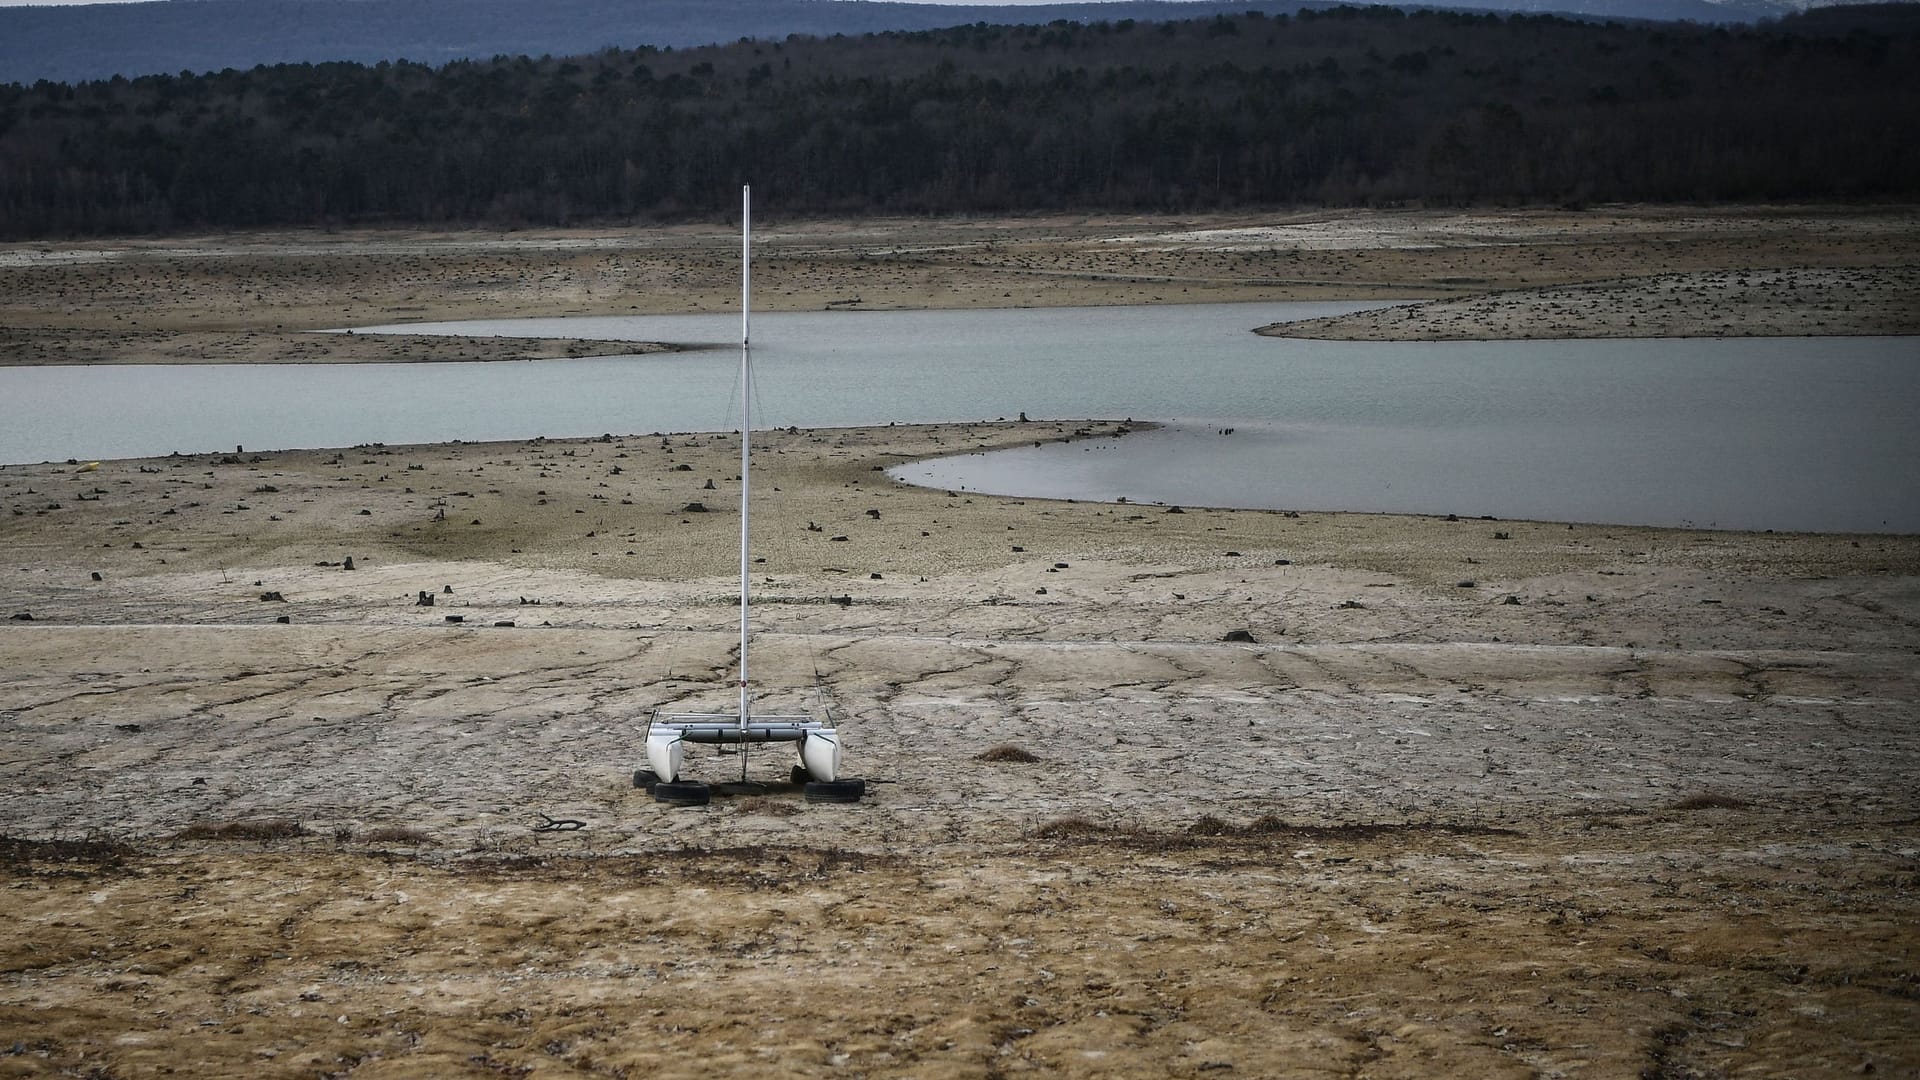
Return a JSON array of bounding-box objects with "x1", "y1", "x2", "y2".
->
[
  {"x1": 646, "y1": 713, "x2": 842, "y2": 782},
  {"x1": 801, "y1": 729, "x2": 842, "y2": 783},
  {"x1": 645, "y1": 731, "x2": 684, "y2": 783}
]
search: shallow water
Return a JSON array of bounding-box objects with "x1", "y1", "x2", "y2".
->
[{"x1": 2, "y1": 302, "x2": 1914, "y2": 532}]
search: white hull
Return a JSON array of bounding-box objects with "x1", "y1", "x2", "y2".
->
[{"x1": 645, "y1": 717, "x2": 842, "y2": 783}]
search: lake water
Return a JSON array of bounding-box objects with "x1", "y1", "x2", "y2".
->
[{"x1": 1, "y1": 302, "x2": 1914, "y2": 533}]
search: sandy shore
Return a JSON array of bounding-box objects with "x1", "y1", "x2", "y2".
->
[
  {"x1": 1, "y1": 206, "x2": 1916, "y2": 1076},
  {"x1": 3, "y1": 205, "x2": 1917, "y2": 366},
  {"x1": 3, "y1": 423, "x2": 1917, "y2": 1077}
]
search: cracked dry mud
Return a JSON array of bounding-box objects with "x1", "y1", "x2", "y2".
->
[{"x1": 2, "y1": 423, "x2": 1917, "y2": 1078}]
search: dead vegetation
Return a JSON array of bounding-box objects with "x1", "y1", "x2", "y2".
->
[
  {"x1": 1030, "y1": 813, "x2": 1522, "y2": 849},
  {"x1": 0, "y1": 834, "x2": 132, "y2": 874},
  {"x1": 171, "y1": 818, "x2": 310, "y2": 842},
  {"x1": 357, "y1": 824, "x2": 436, "y2": 845}
]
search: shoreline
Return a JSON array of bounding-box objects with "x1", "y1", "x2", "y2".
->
[
  {"x1": 10, "y1": 419, "x2": 1913, "y2": 540},
  {"x1": 1256, "y1": 265, "x2": 1920, "y2": 341},
  {"x1": 4, "y1": 206, "x2": 1916, "y2": 369},
  {"x1": 4, "y1": 419, "x2": 1913, "y2": 592}
]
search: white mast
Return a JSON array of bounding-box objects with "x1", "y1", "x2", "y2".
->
[
  {"x1": 643, "y1": 183, "x2": 849, "y2": 796},
  {"x1": 738, "y1": 184, "x2": 752, "y2": 732}
]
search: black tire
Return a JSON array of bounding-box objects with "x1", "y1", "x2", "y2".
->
[
  {"x1": 632, "y1": 769, "x2": 661, "y2": 790},
  {"x1": 790, "y1": 764, "x2": 811, "y2": 786},
  {"x1": 653, "y1": 781, "x2": 710, "y2": 807},
  {"x1": 803, "y1": 778, "x2": 866, "y2": 804}
]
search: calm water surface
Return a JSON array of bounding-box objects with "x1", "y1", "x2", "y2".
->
[{"x1": 1, "y1": 302, "x2": 1913, "y2": 532}]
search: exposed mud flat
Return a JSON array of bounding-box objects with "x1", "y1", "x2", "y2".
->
[
  {"x1": 4, "y1": 205, "x2": 1917, "y2": 369},
  {"x1": 1259, "y1": 265, "x2": 1920, "y2": 341},
  {"x1": 2, "y1": 206, "x2": 1916, "y2": 1075},
  {"x1": 2, "y1": 425, "x2": 1917, "y2": 1078}
]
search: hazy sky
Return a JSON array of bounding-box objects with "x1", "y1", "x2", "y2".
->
[{"x1": 2, "y1": 0, "x2": 1190, "y2": 6}]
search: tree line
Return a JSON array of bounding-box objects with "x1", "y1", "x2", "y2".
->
[{"x1": 1, "y1": 5, "x2": 1915, "y2": 238}]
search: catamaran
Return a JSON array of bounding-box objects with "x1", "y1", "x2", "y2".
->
[{"x1": 638, "y1": 186, "x2": 864, "y2": 807}]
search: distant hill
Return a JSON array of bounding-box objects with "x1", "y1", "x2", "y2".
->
[
  {"x1": 0, "y1": 0, "x2": 1809, "y2": 87},
  {"x1": 4, "y1": 5, "x2": 1914, "y2": 237}
]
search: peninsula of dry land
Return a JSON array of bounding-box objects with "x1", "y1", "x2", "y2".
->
[{"x1": 0, "y1": 207, "x2": 1916, "y2": 1079}]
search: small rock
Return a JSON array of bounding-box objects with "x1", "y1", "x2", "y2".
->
[{"x1": 1223, "y1": 629, "x2": 1257, "y2": 643}]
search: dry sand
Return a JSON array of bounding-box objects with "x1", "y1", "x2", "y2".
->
[{"x1": 1, "y1": 207, "x2": 1917, "y2": 1078}]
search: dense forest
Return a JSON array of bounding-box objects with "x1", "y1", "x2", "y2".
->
[{"x1": 1, "y1": 5, "x2": 1916, "y2": 238}]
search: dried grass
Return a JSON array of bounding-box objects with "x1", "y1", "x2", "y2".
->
[
  {"x1": 0, "y1": 835, "x2": 132, "y2": 873},
  {"x1": 1030, "y1": 815, "x2": 1110, "y2": 838},
  {"x1": 974, "y1": 744, "x2": 1041, "y2": 763},
  {"x1": 173, "y1": 819, "x2": 310, "y2": 842},
  {"x1": 1030, "y1": 814, "x2": 1518, "y2": 848},
  {"x1": 361, "y1": 825, "x2": 436, "y2": 845}
]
